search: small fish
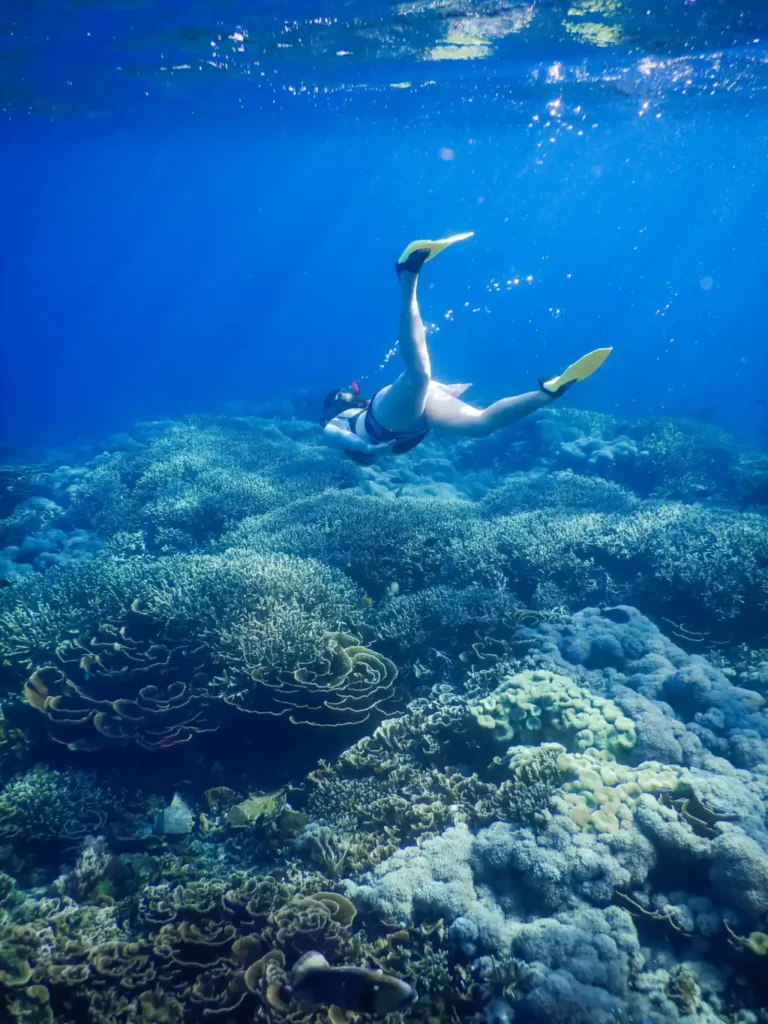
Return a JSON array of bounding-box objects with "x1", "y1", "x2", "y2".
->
[
  {"x1": 290, "y1": 951, "x2": 417, "y2": 1017},
  {"x1": 362, "y1": 595, "x2": 373, "y2": 608}
]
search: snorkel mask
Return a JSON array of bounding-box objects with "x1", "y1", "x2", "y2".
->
[{"x1": 320, "y1": 381, "x2": 368, "y2": 425}]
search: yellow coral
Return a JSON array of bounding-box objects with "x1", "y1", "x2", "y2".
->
[
  {"x1": 557, "y1": 749, "x2": 683, "y2": 833},
  {"x1": 470, "y1": 670, "x2": 636, "y2": 759}
]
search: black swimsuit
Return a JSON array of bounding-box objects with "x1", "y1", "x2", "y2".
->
[{"x1": 342, "y1": 392, "x2": 430, "y2": 464}]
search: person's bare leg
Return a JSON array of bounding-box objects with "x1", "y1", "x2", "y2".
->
[
  {"x1": 369, "y1": 270, "x2": 431, "y2": 432},
  {"x1": 424, "y1": 383, "x2": 553, "y2": 438}
]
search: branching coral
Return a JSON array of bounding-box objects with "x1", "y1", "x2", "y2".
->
[
  {"x1": 2, "y1": 404, "x2": 768, "y2": 1024},
  {"x1": 4, "y1": 550, "x2": 383, "y2": 748},
  {"x1": 0, "y1": 767, "x2": 115, "y2": 846},
  {"x1": 61, "y1": 416, "x2": 358, "y2": 548},
  {"x1": 224, "y1": 490, "x2": 487, "y2": 595}
]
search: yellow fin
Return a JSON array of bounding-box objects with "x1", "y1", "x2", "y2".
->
[
  {"x1": 542, "y1": 347, "x2": 612, "y2": 393},
  {"x1": 397, "y1": 231, "x2": 473, "y2": 266},
  {"x1": 329, "y1": 1006, "x2": 349, "y2": 1024}
]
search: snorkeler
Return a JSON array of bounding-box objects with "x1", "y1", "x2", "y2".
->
[{"x1": 320, "y1": 233, "x2": 611, "y2": 465}]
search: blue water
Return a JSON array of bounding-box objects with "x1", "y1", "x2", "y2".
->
[
  {"x1": 2, "y1": 7, "x2": 768, "y2": 1024},
  {"x1": 2, "y1": 0, "x2": 768, "y2": 446}
]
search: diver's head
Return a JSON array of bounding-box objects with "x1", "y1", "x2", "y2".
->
[{"x1": 320, "y1": 384, "x2": 368, "y2": 425}]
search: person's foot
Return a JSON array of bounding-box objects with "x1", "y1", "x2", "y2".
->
[
  {"x1": 538, "y1": 376, "x2": 576, "y2": 399},
  {"x1": 395, "y1": 247, "x2": 432, "y2": 276}
]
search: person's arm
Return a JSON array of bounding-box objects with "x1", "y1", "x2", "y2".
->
[{"x1": 322, "y1": 421, "x2": 395, "y2": 455}]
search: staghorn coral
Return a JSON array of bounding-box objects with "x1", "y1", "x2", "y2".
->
[
  {"x1": 62, "y1": 416, "x2": 359, "y2": 547},
  {"x1": 125, "y1": 551, "x2": 361, "y2": 677},
  {"x1": 56, "y1": 837, "x2": 113, "y2": 903},
  {"x1": 370, "y1": 585, "x2": 542, "y2": 687},
  {"x1": 229, "y1": 483, "x2": 768, "y2": 637},
  {"x1": 223, "y1": 490, "x2": 488, "y2": 595},
  {"x1": 479, "y1": 469, "x2": 639, "y2": 517},
  {"x1": 5, "y1": 550, "x2": 395, "y2": 750},
  {"x1": 596, "y1": 503, "x2": 768, "y2": 632}
]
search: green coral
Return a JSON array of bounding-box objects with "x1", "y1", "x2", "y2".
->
[
  {"x1": 554, "y1": 748, "x2": 684, "y2": 834},
  {"x1": 470, "y1": 669, "x2": 637, "y2": 759}
]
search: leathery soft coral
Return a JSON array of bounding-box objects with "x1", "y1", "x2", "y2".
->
[{"x1": 469, "y1": 669, "x2": 637, "y2": 760}]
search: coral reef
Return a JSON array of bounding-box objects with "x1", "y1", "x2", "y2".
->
[
  {"x1": 2, "y1": 550, "x2": 401, "y2": 756},
  {"x1": 469, "y1": 668, "x2": 637, "y2": 758},
  {"x1": 1, "y1": 403, "x2": 767, "y2": 1023},
  {"x1": 519, "y1": 605, "x2": 768, "y2": 768}
]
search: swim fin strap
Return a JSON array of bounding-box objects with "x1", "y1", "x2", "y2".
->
[
  {"x1": 396, "y1": 232, "x2": 474, "y2": 274},
  {"x1": 540, "y1": 347, "x2": 613, "y2": 395}
]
